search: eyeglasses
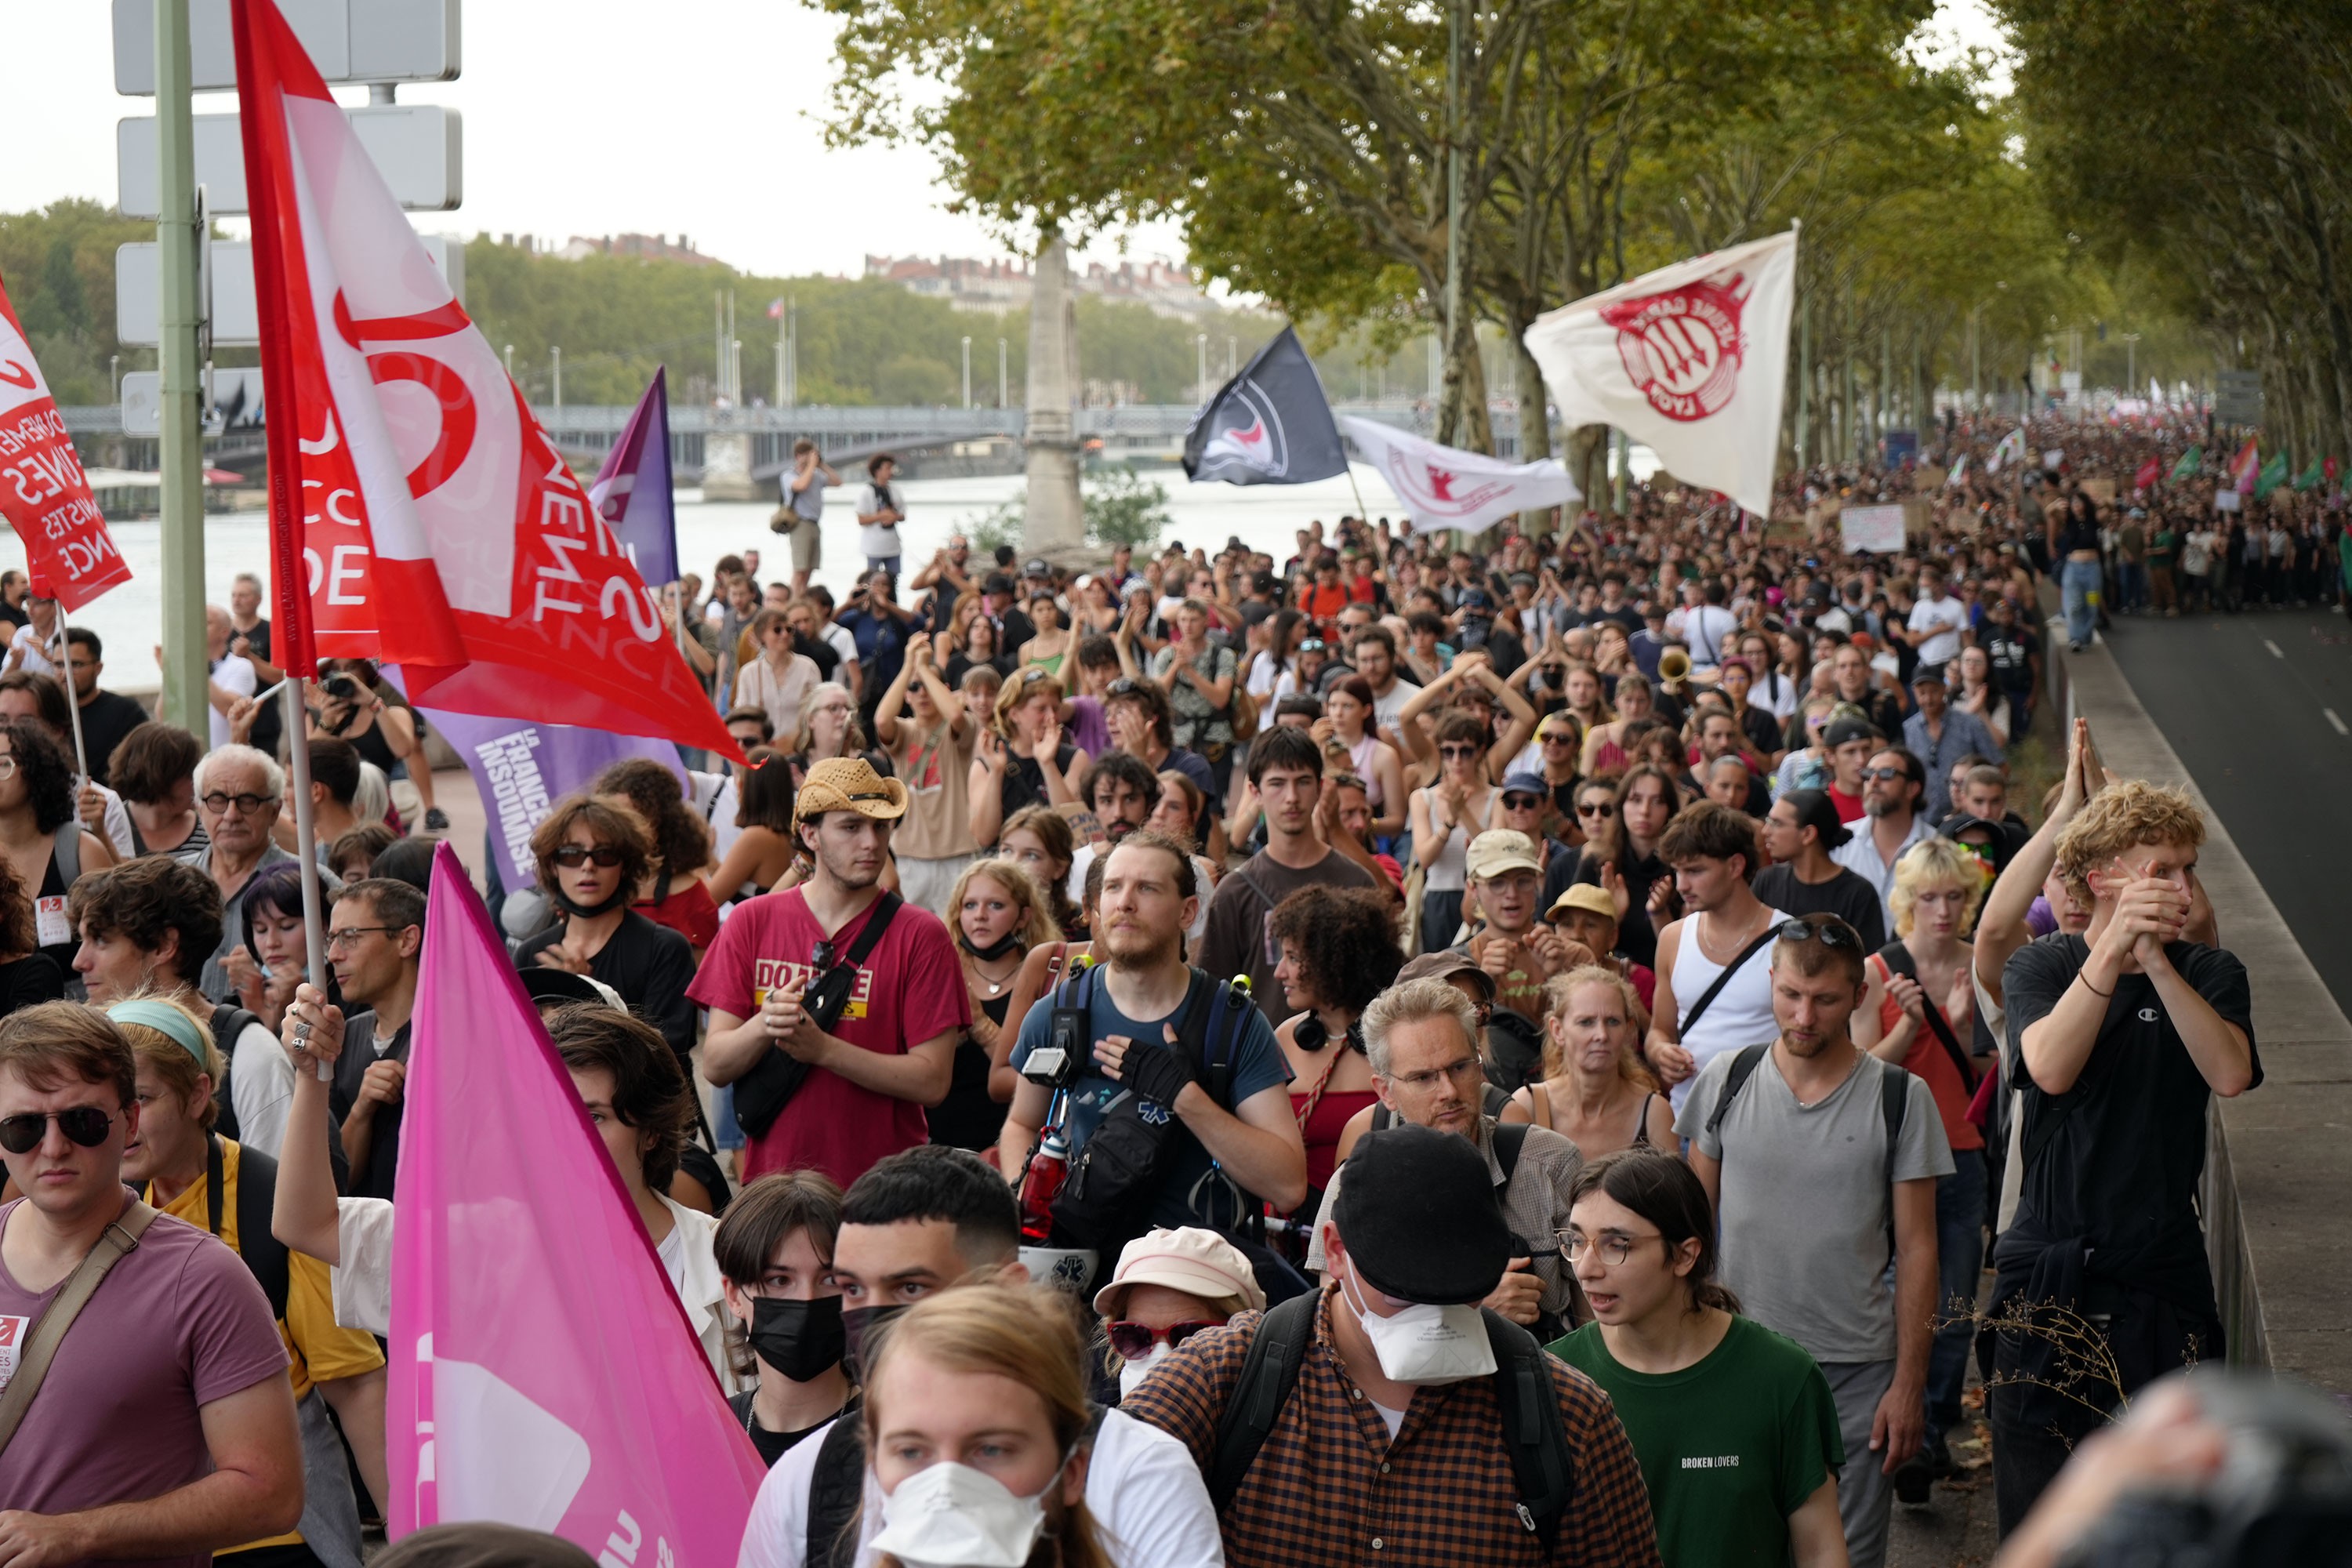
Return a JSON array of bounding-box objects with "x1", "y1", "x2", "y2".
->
[
  {"x1": 325, "y1": 925, "x2": 404, "y2": 951},
  {"x1": 1390, "y1": 1055, "x2": 1485, "y2": 1091},
  {"x1": 1577, "y1": 801, "x2": 1617, "y2": 818},
  {"x1": 0, "y1": 1105, "x2": 115, "y2": 1156},
  {"x1": 551, "y1": 844, "x2": 626, "y2": 869},
  {"x1": 1775, "y1": 918, "x2": 1857, "y2": 947},
  {"x1": 1502, "y1": 794, "x2": 1543, "y2": 811},
  {"x1": 1557, "y1": 1229, "x2": 1657, "y2": 1266},
  {"x1": 1105, "y1": 1319, "x2": 1223, "y2": 1361},
  {"x1": 1860, "y1": 766, "x2": 1908, "y2": 782},
  {"x1": 1439, "y1": 744, "x2": 1481, "y2": 761},
  {"x1": 200, "y1": 790, "x2": 274, "y2": 815},
  {"x1": 1539, "y1": 731, "x2": 1577, "y2": 746}
]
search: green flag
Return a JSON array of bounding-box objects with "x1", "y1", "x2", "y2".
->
[
  {"x1": 2169, "y1": 445, "x2": 2203, "y2": 481},
  {"x1": 2296, "y1": 456, "x2": 2326, "y2": 491},
  {"x1": 2254, "y1": 451, "x2": 2290, "y2": 499}
]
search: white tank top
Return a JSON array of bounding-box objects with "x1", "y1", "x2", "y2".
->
[{"x1": 1669, "y1": 906, "x2": 1788, "y2": 1113}]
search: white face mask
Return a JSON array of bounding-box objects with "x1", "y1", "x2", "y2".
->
[
  {"x1": 1116, "y1": 1341, "x2": 1173, "y2": 1399},
  {"x1": 868, "y1": 1457, "x2": 1063, "y2": 1568},
  {"x1": 1341, "y1": 1266, "x2": 1498, "y2": 1387}
]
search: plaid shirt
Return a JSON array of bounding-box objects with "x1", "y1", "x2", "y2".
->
[{"x1": 1121, "y1": 1288, "x2": 1662, "y2": 1568}]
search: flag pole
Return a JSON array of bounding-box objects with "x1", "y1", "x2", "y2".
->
[
  {"x1": 54, "y1": 605, "x2": 90, "y2": 788},
  {"x1": 281, "y1": 675, "x2": 331, "y2": 1080}
]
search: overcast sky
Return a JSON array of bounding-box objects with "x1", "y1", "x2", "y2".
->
[{"x1": 2, "y1": 0, "x2": 2006, "y2": 280}]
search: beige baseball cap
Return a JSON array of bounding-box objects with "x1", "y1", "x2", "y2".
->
[
  {"x1": 1466, "y1": 829, "x2": 1544, "y2": 882},
  {"x1": 1092, "y1": 1227, "x2": 1266, "y2": 1318}
]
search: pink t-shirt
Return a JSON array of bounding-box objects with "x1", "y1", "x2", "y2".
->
[
  {"x1": 688, "y1": 887, "x2": 971, "y2": 1189},
  {"x1": 0, "y1": 1192, "x2": 288, "y2": 1568}
]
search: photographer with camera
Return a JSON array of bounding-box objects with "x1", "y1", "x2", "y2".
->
[
  {"x1": 310, "y1": 659, "x2": 443, "y2": 833},
  {"x1": 996, "y1": 832, "x2": 1307, "y2": 1279},
  {"x1": 776, "y1": 440, "x2": 837, "y2": 597},
  {"x1": 693, "y1": 758, "x2": 969, "y2": 1191}
]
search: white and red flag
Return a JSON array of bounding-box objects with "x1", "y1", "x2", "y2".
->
[
  {"x1": 230, "y1": 0, "x2": 735, "y2": 756},
  {"x1": 1338, "y1": 416, "x2": 1579, "y2": 535},
  {"x1": 0, "y1": 278, "x2": 131, "y2": 611},
  {"x1": 1523, "y1": 230, "x2": 1798, "y2": 518}
]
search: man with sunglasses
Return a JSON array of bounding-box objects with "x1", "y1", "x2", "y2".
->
[
  {"x1": 191, "y1": 745, "x2": 339, "y2": 1006},
  {"x1": 0, "y1": 1003, "x2": 303, "y2": 1567},
  {"x1": 325, "y1": 878, "x2": 425, "y2": 1203},
  {"x1": 1678, "y1": 915, "x2": 1951, "y2": 1568},
  {"x1": 1831, "y1": 746, "x2": 1935, "y2": 935}
]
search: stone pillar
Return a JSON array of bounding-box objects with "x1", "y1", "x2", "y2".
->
[
  {"x1": 702, "y1": 418, "x2": 757, "y2": 503},
  {"x1": 1023, "y1": 234, "x2": 1084, "y2": 552}
]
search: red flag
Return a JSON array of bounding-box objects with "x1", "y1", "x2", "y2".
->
[
  {"x1": 2133, "y1": 456, "x2": 2161, "y2": 491},
  {"x1": 0, "y1": 278, "x2": 132, "y2": 612},
  {"x1": 231, "y1": 0, "x2": 738, "y2": 757}
]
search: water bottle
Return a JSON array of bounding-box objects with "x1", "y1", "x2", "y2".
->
[{"x1": 1018, "y1": 1122, "x2": 1071, "y2": 1244}]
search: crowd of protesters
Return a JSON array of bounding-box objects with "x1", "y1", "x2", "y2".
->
[{"x1": 0, "y1": 411, "x2": 2299, "y2": 1567}]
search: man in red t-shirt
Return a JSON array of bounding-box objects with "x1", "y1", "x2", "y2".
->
[
  {"x1": 693, "y1": 757, "x2": 969, "y2": 1189},
  {"x1": 1820, "y1": 714, "x2": 1878, "y2": 823}
]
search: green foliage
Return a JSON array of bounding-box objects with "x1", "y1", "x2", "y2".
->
[
  {"x1": 0, "y1": 201, "x2": 159, "y2": 405},
  {"x1": 1084, "y1": 467, "x2": 1170, "y2": 549},
  {"x1": 967, "y1": 500, "x2": 1025, "y2": 554}
]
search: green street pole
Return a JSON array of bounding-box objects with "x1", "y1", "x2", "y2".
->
[
  {"x1": 1442, "y1": 0, "x2": 1463, "y2": 437},
  {"x1": 1795, "y1": 294, "x2": 1811, "y2": 471},
  {"x1": 155, "y1": 0, "x2": 208, "y2": 738}
]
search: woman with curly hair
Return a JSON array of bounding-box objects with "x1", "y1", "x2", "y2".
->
[
  {"x1": 515, "y1": 796, "x2": 698, "y2": 1065},
  {"x1": 1270, "y1": 885, "x2": 1404, "y2": 1199},
  {"x1": 0, "y1": 715, "x2": 114, "y2": 975},
  {"x1": 931, "y1": 856, "x2": 1062, "y2": 1156},
  {"x1": 593, "y1": 757, "x2": 720, "y2": 956}
]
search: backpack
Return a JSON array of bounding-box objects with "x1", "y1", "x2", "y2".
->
[
  {"x1": 1047, "y1": 964, "x2": 1258, "y2": 1251},
  {"x1": 1704, "y1": 1042, "x2": 1909, "y2": 1257},
  {"x1": 212, "y1": 1003, "x2": 350, "y2": 1192},
  {"x1": 175, "y1": 1134, "x2": 292, "y2": 1322},
  {"x1": 1207, "y1": 1291, "x2": 1576, "y2": 1552}
]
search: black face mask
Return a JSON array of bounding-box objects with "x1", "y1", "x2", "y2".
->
[
  {"x1": 747, "y1": 1294, "x2": 846, "y2": 1385},
  {"x1": 960, "y1": 930, "x2": 1022, "y2": 963},
  {"x1": 549, "y1": 884, "x2": 630, "y2": 920},
  {"x1": 840, "y1": 1302, "x2": 906, "y2": 1385}
]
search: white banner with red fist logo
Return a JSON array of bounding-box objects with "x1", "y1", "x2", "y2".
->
[
  {"x1": 1338, "y1": 416, "x2": 1579, "y2": 536},
  {"x1": 0, "y1": 281, "x2": 131, "y2": 612},
  {"x1": 1523, "y1": 229, "x2": 1798, "y2": 518},
  {"x1": 230, "y1": 0, "x2": 737, "y2": 757}
]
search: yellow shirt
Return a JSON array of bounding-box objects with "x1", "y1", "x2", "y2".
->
[{"x1": 154, "y1": 1138, "x2": 386, "y2": 1552}]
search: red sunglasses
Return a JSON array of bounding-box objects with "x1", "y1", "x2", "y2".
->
[{"x1": 1105, "y1": 1319, "x2": 1223, "y2": 1361}]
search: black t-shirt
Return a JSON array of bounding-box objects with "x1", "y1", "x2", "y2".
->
[
  {"x1": 78, "y1": 691, "x2": 151, "y2": 786},
  {"x1": 330, "y1": 1014, "x2": 411, "y2": 1201},
  {"x1": 0, "y1": 953, "x2": 65, "y2": 1018},
  {"x1": 1736, "y1": 704, "x2": 1782, "y2": 758},
  {"x1": 1982, "y1": 625, "x2": 2039, "y2": 691},
  {"x1": 794, "y1": 633, "x2": 841, "y2": 683},
  {"x1": 515, "y1": 911, "x2": 699, "y2": 1065},
  {"x1": 2002, "y1": 935, "x2": 2259, "y2": 1261},
  {"x1": 726, "y1": 1390, "x2": 851, "y2": 1468},
  {"x1": 1561, "y1": 848, "x2": 1668, "y2": 967},
  {"x1": 1751, "y1": 864, "x2": 1886, "y2": 951},
  {"x1": 930, "y1": 989, "x2": 1012, "y2": 1152}
]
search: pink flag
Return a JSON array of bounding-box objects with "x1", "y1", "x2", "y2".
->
[{"x1": 389, "y1": 844, "x2": 764, "y2": 1556}]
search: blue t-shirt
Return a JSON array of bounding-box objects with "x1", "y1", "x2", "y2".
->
[
  {"x1": 1011, "y1": 968, "x2": 1292, "y2": 1230},
  {"x1": 834, "y1": 605, "x2": 906, "y2": 694}
]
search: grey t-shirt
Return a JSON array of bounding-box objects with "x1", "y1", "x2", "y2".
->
[{"x1": 1676, "y1": 1046, "x2": 1951, "y2": 1365}]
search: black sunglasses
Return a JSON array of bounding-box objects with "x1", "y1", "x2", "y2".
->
[
  {"x1": 1107, "y1": 677, "x2": 1139, "y2": 696},
  {"x1": 1776, "y1": 918, "x2": 1857, "y2": 948},
  {"x1": 1502, "y1": 793, "x2": 1544, "y2": 811},
  {"x1": 0, "y1": 1106, "x2": 114, "y2": 1156},
  {"x1": 1105, "y1": 1319, "x2": 1223, "y2": 1360},
  {"x1": 552, "y1": 844, "x2": 626, "y2": 869},
  {"x1": 1577, "y1": 801, "x2": 1617, "y2": 817}
]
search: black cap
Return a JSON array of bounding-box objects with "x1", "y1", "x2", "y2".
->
[
  {"x1": 1024, "y1": 557, "x2": 1052, "y2": 577},
  {"x1": 983, "y1": 572, "x2": 1014, "y2": 596},
  {"x1": 1822, "y1": 716, "x2": 1878, "y2": 750},
  {"x1": 1783, "y1": 788, "x2": 1851, "y2": 850},
  {"x1": 1333, "y1": 1123, "x2": 1510, "y2": 1305},
  {"x1": 1939, "y1": 811, "x2": 2020, "y2": 874}
]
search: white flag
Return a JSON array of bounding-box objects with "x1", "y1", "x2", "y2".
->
[
  {"x1": 1946, "y1": 454, "x2": 1969, "y2": 488},
  {"x1": 1522, "y1": 230, "x2": 1798, "y2": 517},
  {"x1": 1987, "y1": 428, "x2": 2026, "y2": 474},
  {"x1": 1338, "y1": 416, "x2": 1580, "y2": 536}
]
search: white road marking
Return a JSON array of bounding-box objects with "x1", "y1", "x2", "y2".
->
[
  {"x1": 2327, "y1": 709, "x2": 2350, "y2": 736},
  {"x1": 2265, "y1": 639, "x2": 2286, "y2": 659}
]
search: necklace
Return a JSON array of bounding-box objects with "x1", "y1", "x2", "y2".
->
[{"x1": 966, "y1": 953, "x2": 1021, "y2": 995}]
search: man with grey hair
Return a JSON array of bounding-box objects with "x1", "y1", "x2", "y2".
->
[
  {"x1": 191, "y1": 744, "x2": 341, "y2": 1002},
  {"x1": 1305, "y1": 975, "x2": 1585, "y2": 1339}
]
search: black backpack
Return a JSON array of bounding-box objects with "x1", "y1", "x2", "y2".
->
[
  {"x1": 164, "y1": 1134, "x2": 292, "y2": 1322},
  {"x1": 1206, "y1": 1291, "x2": 1576, "y2": 1552}
]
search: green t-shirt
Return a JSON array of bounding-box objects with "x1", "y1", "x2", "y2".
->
[
  {"x1": 2150, "y1": 528, "x2": 2179, "y2": 568},
  {"x1": 1548, "y1": 1315, "x2": 1842, "y2": 1568}
]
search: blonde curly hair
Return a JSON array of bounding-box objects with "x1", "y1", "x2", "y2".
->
[{"x1": 2053, "y1": 779, "x2": 2205, "y2": 908}]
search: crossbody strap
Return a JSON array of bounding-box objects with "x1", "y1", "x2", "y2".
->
[
  {"x1": 0, "y1": 1198, "x2": 159, "y2": 1456},
  {"x1": 1678, "y1": 924, "x2": 1780, "y2": 1038},
  {"x1": 1875, "y1": 944, "x2": 1978, "y2": 1091}
]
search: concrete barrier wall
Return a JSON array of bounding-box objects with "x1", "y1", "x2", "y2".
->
[{"x1": 2050, "y1": 632, "x2": 2352, "y2": 1391}]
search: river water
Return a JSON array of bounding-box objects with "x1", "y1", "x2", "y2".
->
[{"x1": 49, "y1": 451, "x2": 1656, "y2": 691}]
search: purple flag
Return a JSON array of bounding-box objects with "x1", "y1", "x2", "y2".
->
[
  {"x1": 390, "y1": 844, "x2": 768, "y2": 1548},
  {"x1": 419, "y1": 704, "x2": 682, "y2": 891},
  {"x1": 588, "y1": 367, "x2": 679, "y2": 586}
]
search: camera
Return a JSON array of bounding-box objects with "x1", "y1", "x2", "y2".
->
[
  {"x1": 1022, "y1": 1004, "x2": 1091, "y2": 1090},
  {"x1": 321, "y1": 673, "x2": 366, "y2": 704}
]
